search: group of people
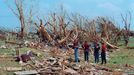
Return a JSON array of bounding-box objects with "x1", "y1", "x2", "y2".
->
[{"x1": 73, "y1": 39, "x2": 107, "y2": 65}]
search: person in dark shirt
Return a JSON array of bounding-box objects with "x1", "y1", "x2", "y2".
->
[
  {"x1": 101, "y1": 42, "x2": 107, "y2": 64},
  {"x1": 83, "y1": 41, "x2": 90, "y2": 62},
  {"x1": 94, "y1": 43, "x2": 100, "y2": 63}
]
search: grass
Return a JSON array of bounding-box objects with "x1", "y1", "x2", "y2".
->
[
  {"x1": 106, "y1": 37, "x2": 134, "y2": 72},
  {"x1": 109, "y1": 49, "x2": 134, "y2": 65},
  {"x1": 0, "y1": 41, "x2": 48, "y2": 75},
  {"x1": 128, "y1": 37, "x2": 134, "y2": 47}
]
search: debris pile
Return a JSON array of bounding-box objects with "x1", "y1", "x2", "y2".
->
[{"x1": 21, "y1": 57, "x2": 127, "y2": 75}]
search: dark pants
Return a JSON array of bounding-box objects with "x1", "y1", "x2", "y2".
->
[
  {"x1": 74, "y1": 47, "x2": 79, "y2": 63},
  {"x1": 101, "y1": 52, "x2": 106, "y2": 64},
  {"x1": 94, "y1": 52, "x2": 99, "y2": 63},
  {"x1": 84, "y1": 51, "x2": 89, "y2": 62}
]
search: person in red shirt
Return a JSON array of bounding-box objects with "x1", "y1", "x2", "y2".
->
[
  {"x1": 82, "y1": 41, "x2": 90, "y2": 62},
  {"x1": 101, "y1": 42, "x2": 107, "y2": 64}
]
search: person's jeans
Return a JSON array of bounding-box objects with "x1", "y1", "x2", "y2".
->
[
  {"x1": 84, "y1": 51, "x2": 89, "y2": 62},
  {"x1": 74, "y1": 47, "x2": 79, "y2": 63},
  {"x1": 94, "y1": 52, "x2": 99, "y2": 63}
]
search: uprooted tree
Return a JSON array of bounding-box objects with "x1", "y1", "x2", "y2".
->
[
  {"x1": 34, "y1": 19, "x2": 74, "y2": 46},
  {"x1": 33, "y1": 6, "x2": 76, "y2": 46},
  {"x1": 96, "y1": 17, "x2": 122, "y2": 45}
]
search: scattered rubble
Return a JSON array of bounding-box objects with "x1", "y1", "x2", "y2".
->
[{"x1": 13, "y1": 55, "x2": 129, "y2": 75}]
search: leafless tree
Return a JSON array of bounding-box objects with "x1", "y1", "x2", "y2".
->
[
  {"x1": 6, "y1": 0, "x2": 36, "y2": 39},
  {"x1": 121, "y1": 12, "x2": 132, "y2": 46},
  {"x1": 96, "y1": 17, "x2": 122, "y2": 45}
]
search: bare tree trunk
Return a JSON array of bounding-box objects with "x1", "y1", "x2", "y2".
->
[
  {"x1": 7, "y1": 0, "x2": 36, "y2": 39},
  {"x1": 15, "y1": 0, "x2": 25, "y2": 39},
  {"x1": 121, "y1": 12, "x2": 132, "y2": 46},
  {"x1": 20, "y1": 15, "x2": 25, "y2": 38},
  {"x1": 39, "y1": 20, "x2": 53, "y2": 42}
]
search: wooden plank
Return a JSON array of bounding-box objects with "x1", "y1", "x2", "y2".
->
[
  {"x1": 3, "y1": 67, "x2": 22, "y2": 71},
  {"x1": 64, "y1": 68, "x2": 78, "y2": 74},
  {"x1": 14, "y1": 70, "x2": 38, "y2": 75}
]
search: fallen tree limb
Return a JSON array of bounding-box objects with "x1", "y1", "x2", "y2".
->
[
  {"x1": 5, "y1": 41, "x2": 22, "y2": 45},
  {"x1": 101, "y1": 38, "x2": 119, "y2": 49},
  {"x1": 126, "y1": 46, "x2": 134, "y2": 49},
  {"x1": 5, "y1": 41, "x2": 23, "y2": 47},
  {"x1": 2, "y1": 67, "x2": 23, "y2": 72},
  {"x1": 58, "y1": 30, "x2": 73, "y2": 44}
]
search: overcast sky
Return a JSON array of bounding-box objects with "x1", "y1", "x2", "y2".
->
[{"x1": 0, "y1": 0, "x2": 134, "y2": 30}]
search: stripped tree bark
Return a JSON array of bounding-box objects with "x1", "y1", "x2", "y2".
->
[
  {"x1": 6, "y1": 0, "x2": 36, "y2": 39},
  {"x1": 96, "y1": 17, "x2": 121, "y2": 45},
  {"x1": 7, "y1": 0, "x2": 25, "y2": 38},
  {"x1": 37, "y1": 19, "x2": 73, "y2": 46},
  {"x1": 101, "y1": 38, "x2": 119, "y2": 49},
  {"x1": 39, "y1": 20, "x2": 53, "y2": 42},
  {"x1": 121, "y1": 12, "x2": 132, "y2": 46},
  {"x1": 85, "y1": 19, "x2": 100, "y2": 43}
]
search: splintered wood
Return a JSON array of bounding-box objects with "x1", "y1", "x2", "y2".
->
[
  {"x1": 13, "y1": 47, "x2": 128, "y2": 75},
  {"x1": 49, "y1": 47, "x2": 74, "y2": 58},
  {"x1": 14, "y1": 70, "x2": 38, "y2": 75},
  {"x1": 39, "y1": 24, "x2": 53, "y2": 42},
  {"x1": 101, "y1": 38, "x2": 119, "y2": 49}
]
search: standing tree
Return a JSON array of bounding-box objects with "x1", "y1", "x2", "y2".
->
[
  {"x1": 6, "y1": 0, "x2": 36, "y2": 39},
  {"x1": 121, "y1": 12, "x2": 132, "y2": 46}
]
